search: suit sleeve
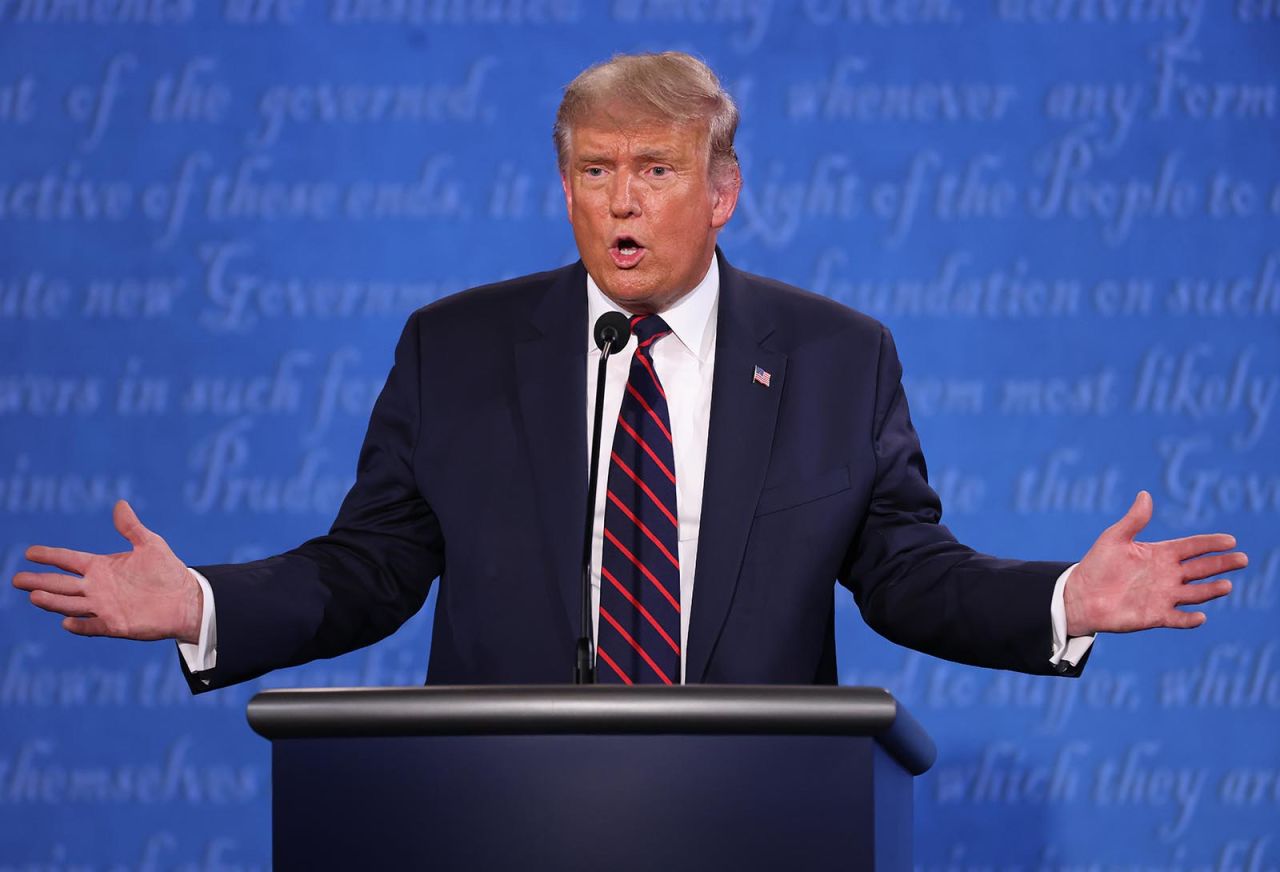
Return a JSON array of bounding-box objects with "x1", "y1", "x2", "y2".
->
[
  {"x1": 840, "y1": 326, "x2": 1085, "y2": 677},
  {"x1": 180, "y1": 312, "x2": 445, "y2": 692}
]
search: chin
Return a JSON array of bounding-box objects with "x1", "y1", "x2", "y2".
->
[{"x1": 599, "y1": 276, "x2": 660, "y2": 308}]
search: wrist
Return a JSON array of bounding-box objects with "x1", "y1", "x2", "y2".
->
[
  {"x1": 176, "y1": 572, "x2": 203, "y2": 645},
  {"x1": 1063, "y1": 574, "x2": 1091, "y2": 637}
]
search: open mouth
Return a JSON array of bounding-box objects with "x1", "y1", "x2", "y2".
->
[{"x1": 609, "y1": 236, "x2": 646, "y2": 268}]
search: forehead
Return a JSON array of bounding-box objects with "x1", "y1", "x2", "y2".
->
[{"x1": 567, "y1": 111, "x2": 708, "y2": 161}]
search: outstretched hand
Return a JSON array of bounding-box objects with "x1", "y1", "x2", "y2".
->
[
  {"x1": 12, "y1": 500, "x2": 201, "y2": 643},
  {"x1": 1066, "y1": 491, "x2": 1246, "y2": 637}
]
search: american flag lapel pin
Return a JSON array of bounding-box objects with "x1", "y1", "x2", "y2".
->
[{"x1": 753, "y1": 365, "x2": 772, "y2": 388}]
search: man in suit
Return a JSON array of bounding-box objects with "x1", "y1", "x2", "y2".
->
[{"x1": 13, "y1": 53, "x2": 1246, "y2": 689}]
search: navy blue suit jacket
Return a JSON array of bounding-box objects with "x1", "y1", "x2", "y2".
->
[{"x1": 185, "y1": 252, "x2": 1075, "y2": 691}]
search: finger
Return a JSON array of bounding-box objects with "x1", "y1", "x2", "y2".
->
[
  {"x1": 1169, "y1": 533, "x2": 1238, "y2": 561},
  {"x1": 63, "y1": 615, "x2": 111, "y2": 637},
  {"x1": 1176, "y1": 578, "x2": 1233, "y2": 606},
  {"x1": 113, "y1": 500, "x2": 151, "y2": 548},
  {"x1": 1109, "y1": 491, "x2": 1153, "y2": 541},
  {"x1": 1164, "y1": 609, "x2": 1207, "y2": 629},
  {"x1": 23, "y1": 545, "x2": 93, "y2": 575},
  {"x1": 28, "y1": 589, "x2": 96, "y2": 618},
  {"x1": 1181, "y1": 552, "x2": 1248, "y2": 582},
  {"x1": 12, "y1": 571, "x2": 86, "y2": 596}
]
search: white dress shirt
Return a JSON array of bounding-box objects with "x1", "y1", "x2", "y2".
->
[
  {"x1": 181, "y1": 257, "x2": 1094, "y2": 680},
  {"x1": 585, "y1": 259, "x2": 719, "y2": 684}
]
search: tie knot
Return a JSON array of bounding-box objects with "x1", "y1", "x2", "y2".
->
[{"x1": 630, "y1": 314, "x2": 671, "y2": 345}]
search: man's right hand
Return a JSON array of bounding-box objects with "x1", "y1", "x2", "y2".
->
[{"x1": 12, "y1": 500, "x2": 202, "y2": 643}]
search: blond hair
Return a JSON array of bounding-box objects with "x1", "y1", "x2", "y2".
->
[{"x1": 553, "y1": 52, "x2": 740, "y2": 184}]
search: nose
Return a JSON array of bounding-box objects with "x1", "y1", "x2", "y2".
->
[{"x1": 608, "y1": 172, "x2": 640, "y2": 219}]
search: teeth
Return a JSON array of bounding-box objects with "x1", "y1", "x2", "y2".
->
[{"x1": 619, "y1": 245, "x2": 637, "y2": 255}]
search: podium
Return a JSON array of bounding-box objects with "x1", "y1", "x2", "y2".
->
[{"x1": 248, "y1": 685, "x2": 935, "y2": 871}]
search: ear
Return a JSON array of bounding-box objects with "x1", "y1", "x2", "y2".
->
[
  {"x1": 560, "y1": 172, "x2": 573, "y2": 223},
  {"x1": 709, "y1": 165, "x2": 741, "y2": 230}
]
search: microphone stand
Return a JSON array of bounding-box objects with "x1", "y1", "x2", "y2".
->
[{"x1": 575, "y1": 313, "x2": 630, "y2": 684}]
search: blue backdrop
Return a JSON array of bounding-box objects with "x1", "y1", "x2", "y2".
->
[{"x1": 2, "y1": 2, "x2": 1278, "y2": 868}]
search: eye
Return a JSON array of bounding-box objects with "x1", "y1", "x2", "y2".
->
[
  {"x1": 585, "y1": 167, "x2": 604, "y2": 178},
  {"x1": 651, "y1": 166, "x2": 669, "y2": 178}
]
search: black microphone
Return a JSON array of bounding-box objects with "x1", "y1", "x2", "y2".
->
[
  {"x1": 575, "y1": 311, "x2": 632, "y2": 684},
  {"x1": 594, "y1": 311, "x2": 630, "y2": 355}
]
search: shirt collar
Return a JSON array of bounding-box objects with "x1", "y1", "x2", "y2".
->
[{"x1": 585, "y1": 256, "x2": 719, "y2": 362}]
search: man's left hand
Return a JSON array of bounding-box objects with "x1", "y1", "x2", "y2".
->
[{"x1": 1065, "y1": 491, "x2": 1247, "y2": 637}]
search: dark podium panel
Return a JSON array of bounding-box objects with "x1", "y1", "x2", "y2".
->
[{"x1": 248, "y1": 685, "x2": 936, "y2": 872}]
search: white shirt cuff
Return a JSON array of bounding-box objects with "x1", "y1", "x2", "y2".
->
[
  {"x1": 176, "y1": 568, "x2": 217, "y2": 677},
  {"x1": 1050, "y1": 563, "x2": 1095, "y2": 671}
]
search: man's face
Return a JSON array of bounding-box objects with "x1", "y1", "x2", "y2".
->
[{"x1": 561, "y1": 111, "x2": 739, "y2": 314}]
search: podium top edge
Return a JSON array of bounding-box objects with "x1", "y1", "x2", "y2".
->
[{"x1": 246, "y1": 685, "x2": 936, "y2": 775}]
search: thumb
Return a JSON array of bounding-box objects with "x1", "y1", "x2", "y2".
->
[
  {"x1": 63, "y1": 615, "x2": 110, "y2": 637},
  {"x1": 113, "y1": 500, "x2": 151, "y2": 548},
  {"x1": 1110, "y1": 490, "x2": 1153, "y2": 541}
]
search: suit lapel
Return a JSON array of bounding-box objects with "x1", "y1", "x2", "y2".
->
[
  {"x1": 513, "y1": 262, "x2": 589, "y2": 642},
  {"x1": 685, "y1": 256, "x2": 786, "y2": 683}
]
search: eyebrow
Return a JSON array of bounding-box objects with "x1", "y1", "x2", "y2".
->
[
  {"x1": 575, "y1": 150, "x2": 681, "y2": 168},
  {"x1": 634, "y1": 150, "x2": 678, "y2": 164}
]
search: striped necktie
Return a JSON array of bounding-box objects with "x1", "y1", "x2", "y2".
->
[{"x1": 597, "y1": 314, "x2": 681, "y2": 685}]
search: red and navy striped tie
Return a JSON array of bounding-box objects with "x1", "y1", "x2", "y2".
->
[{"x1": 597, "y1": 314, "x2": 681, "y2": 685}]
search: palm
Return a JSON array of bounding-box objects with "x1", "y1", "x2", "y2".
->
[
  {"x1": 12, "y1": 500, "x2": 199, "y2": 641},
  {"x1": 1066, "y1": 491, "x2": 1246, "y2": 636}
]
